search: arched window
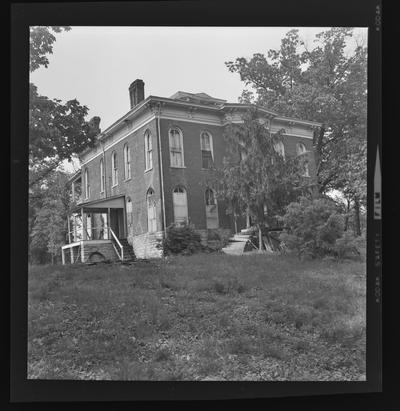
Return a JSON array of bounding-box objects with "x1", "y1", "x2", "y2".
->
[
  {"x1": 173, "y1": 187, "x2": 188, "y2": 224},
  {"x1": 200, "y1": 131, "x2": 214, "y2": 169},
  {"x1": 84, "y1": 168, "x2": 90, "y2": 199},
  {"x1": 123, "y1": 144, "x2": 131, "y2": 180},
  {"x1": 146, "y1": 189, "x2": 157, "y2": 232},
  {"x1": 169, "y1": 128, "x2": 184, "y2": 167},
  {"x1": 144, "y1": 130, "x2": 153, "y2": 170},
  {"x1": 100, "y1": 157, "x2": 105, "y2": 193},
  {"x1": 296, "y1": 143, "x2": 307, "y2": 156},
  {"x1": 274, "y1": 141, "x2": 285, "y2": 159},
  {"x1": 205, "y1": 188, "x2": 219, "y2": 228},
  {"x1": 303, "y1": 160, "x2": 310, "y2": 177},
  {"x1": 111, "y1": 151, "x2": 118, "y2": 186}
]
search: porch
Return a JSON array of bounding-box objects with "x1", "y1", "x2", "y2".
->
[{"x1": 62, "y1": 195, "x2": 135, "y2": 264}]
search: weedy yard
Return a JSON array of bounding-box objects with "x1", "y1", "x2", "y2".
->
[{"x1": 28, "y1": 253, "x2": 366, "y2": 380}]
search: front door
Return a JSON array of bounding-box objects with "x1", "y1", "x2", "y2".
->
[
  {"x1": 205, "y1": 189, "x2": 219, "y2": 229},
  {"x1": 110, "y1": 209, "x2": 124, "y2": 238}
]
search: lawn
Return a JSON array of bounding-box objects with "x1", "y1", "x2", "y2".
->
[{"x1": 28, "y1": 253, "x2": 366, "y2": 380}]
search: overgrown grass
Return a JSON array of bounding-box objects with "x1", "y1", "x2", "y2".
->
[{"x1": 28, "y1": 254, "x2": 366, "y2": 380}]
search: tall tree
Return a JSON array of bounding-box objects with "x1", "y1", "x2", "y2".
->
[
  {"x1": 212, "y1": 108, "x2": 308, "y2": 251},
  {"x1": 226, "y1": 28, "x2": 367, "y2": 235},
  {"x1": 29, "y1": 26, "x2": 100, "y2": 187}
]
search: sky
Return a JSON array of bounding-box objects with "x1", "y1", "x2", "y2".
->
[{"x1": 30, "y1": 26, "x2": 368, "y2": 134}]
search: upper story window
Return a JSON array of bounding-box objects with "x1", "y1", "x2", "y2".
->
[
  {"x1": 146, "y1": 188, "x2": 157, "y2": 233},
  {"x1": 169, "y1": 128, "x2": 184, "y2": 168},
  {"x1": 84, "y1": 168, "x2": 90, "y2": 199},
  {"x1": 100, "y1": 157, "x2": 105, "y2": 193},
  {"x1": 200, "y1": 131, "x2": 214, "y2": 169},
  {"x1": 144, "y1": 130, "x2": 153, "y2": 171},
  {"x1": 296, "y1": 143, "x2": 307, "y2": 156},
  {"x1": 123, "y1": 144, "x2": 131, "y2": 180},
  {"x1": 111, "y1": 151, "x2": 118, "y2": 186},
  {"x1": 273, "y1": 141, "x2": 285, "y2": 159},
  {"x1": 173, "y1": 186, "x2": 188, "y2": 224},
  {"x1": 303, "y1": 160, "x2": 310, "y2": 177}
]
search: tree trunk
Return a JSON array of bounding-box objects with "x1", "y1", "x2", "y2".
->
[
  {"x1": 353, "y1": 197, "x2": 361, "y2": 236},
  {"x1": 344, "y1": 198, "x2": 351, "y2": 231},
  {"x1": 258, "y1": 225, "x2": 263, "y2": 252}
]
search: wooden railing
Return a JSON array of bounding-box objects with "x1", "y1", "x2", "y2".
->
[{"x1": 109, "y1": 227, "x2": 124, "y2": 261}]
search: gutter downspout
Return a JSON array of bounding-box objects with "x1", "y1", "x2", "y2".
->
[{"x1": 156, "y1": 103, "x2": 167, "y2": 236}]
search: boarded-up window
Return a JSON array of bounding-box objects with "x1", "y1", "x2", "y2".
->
[
  {"x1": 173, "y1": 187, "x2": 188, "y2": 224},
  {"x1": 200, "y1": 131, "x2": 214, "y2": 169},
  {"x1": 111, "y1": 151, "x2": 118, "y2": 186},
  {"x1": 169, "y1": 128, "x2": 184, "y2": 167},
  {"x1": 296, "y1": 143, "x2": 306, "y2": 156},
  {"x1": 84, "y1": 168, "x2": 90, "y2": 199},
  {"x1": 124, "y1": 144, "x2": 131, "y2": 179},
  {"x1": 274, "y1": 141, "x2": 285, "y2": 159},
  {"x1": 147, "y1": 189, "x2": 157, "y2": 232},
  {"x1": 100, "y1": 158, "x2": 105, "y2": 193},
  {"x1": 144, "y1": 130, "x2": 153, "y2": 170}
]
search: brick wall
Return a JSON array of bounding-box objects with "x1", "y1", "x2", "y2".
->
[{"x1": 81, "y1": 117, "x2": 163, "y2": 238}]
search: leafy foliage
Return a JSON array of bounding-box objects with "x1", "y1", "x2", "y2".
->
[
  {"x1": 226, "y1": 28, "x2": 367, "y2": 231},
  {"x1": 212, "y1": 107, "x2": 309, "y2": 233},
  {"x1": 280, "y1": 197, "x2": 362, "y2": 259},
  {"x1": 29, "y1": 171, "x2": 71, "y2": 264},
  {"x1": 161, "y1": 224, "x2": 203, "y2": 255}
]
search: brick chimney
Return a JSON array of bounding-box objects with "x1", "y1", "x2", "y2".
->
[{"x1": 129, "y1": 79, "x2": 145, "y2": 109}]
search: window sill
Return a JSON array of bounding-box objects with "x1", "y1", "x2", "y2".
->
[
  {"x1": 170, "y1": 166, "x2": 186, "y2": 169},
  {"x1": 124, "y1": 178, "x2": 132, "y2": 182},
  {"x1": 144, "y1": 168, "x2": 153, "y2": 173},
  {"x1": 111, "y1": 184, "x2": 118, "y2": 188},
  {"x1": 201, "y1": 168, "x2": 214, "y2": 171}
]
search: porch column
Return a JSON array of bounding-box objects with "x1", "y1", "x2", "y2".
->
[
  {"x1": 73, "y1": 214, "x2": 77, "y2": 242},
  {"x1": 107, "y1": 207, "x2": 111, "y2": 237},
  {"x1": 61, "y1": 248, "x2": 65, "y2": 265},
  {"x1": 67, "y1": 215, "x2": 72, "y2": 244},
  {"x1": 70, "y1": 246, "x2": 74, "y2": 263},
  {"x1": 82, "y1": 208, "x2": 87, "y2": 240},
  {"x1": 72, "y1": 181, "x2": 75, "y2": 202}
]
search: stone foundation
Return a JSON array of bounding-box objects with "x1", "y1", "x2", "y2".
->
[
  {"x1": 81, "y1": 240, "x2": 120, "y2": 263},
  {"x1": 129, "y1": 231, "x2": 164, "y2": 259}
]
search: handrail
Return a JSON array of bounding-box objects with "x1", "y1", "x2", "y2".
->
[{"x1": 109, "y1": 227, "x2": 124, "y2": 261}]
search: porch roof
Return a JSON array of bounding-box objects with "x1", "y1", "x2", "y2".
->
[{"x1": 71, "y1": 194, "x2": 125, "y2": 213}]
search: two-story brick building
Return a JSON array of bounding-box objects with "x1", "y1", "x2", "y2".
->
[{"x1": 61, "y1": 79, "x2": 320, "y2": 263}]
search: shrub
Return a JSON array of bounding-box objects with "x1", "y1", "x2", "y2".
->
[
  {"x1": 161, "y1": 223, "x2": 203, "y2": 255},
  {"x1": 280, "y1": 197, "x2": 360, "y2": 259}
]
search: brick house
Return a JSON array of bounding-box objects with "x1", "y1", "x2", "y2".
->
[{"x1": 61, "y1": 79, "x2": 320, "y2": 263}]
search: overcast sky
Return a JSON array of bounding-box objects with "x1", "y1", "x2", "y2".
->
[{"x1": 31, "y1": 26, "x2": 367, "y2": 135}]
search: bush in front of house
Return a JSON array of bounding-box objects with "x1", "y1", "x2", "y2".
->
[
  {"x1": 161, "y1": 223, "x2": 203, "y2": 255},
  {"x1": 279, "y1": 197, "x2": 362, "y2": 259}
]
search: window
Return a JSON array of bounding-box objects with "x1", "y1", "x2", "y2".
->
[
  {"x1": 200, "y1": 131, "x2": 214, "y2": 169},
  {"x1": 169, "y1": 128, "x2": 184, "y2": 167},
  {"x1": 303, "y1": 160, "x2": 310, "y2": 177},
  {"x1": 144, "y1": 130, "x2": 153, "y2": 170},
  {"x1": 84, "y1": 168, "x2": 90, "y2": 199},
  {"x1": 296, "y1": 143, "x2": 307, "y2": 156},
  {"x1": 100, "y1": 157, "x2": 105, "y2": 193},
  {"x1": 123, "y1": 144, "x2": 131, "y2": 180},
  {"x1": 173, "y1": 187, "x2": 188, "y2": 224},
  {"x1": 111, "y1": 151, "x2": 118, "y2": 186},
  {"x1": 147, "y1": 189, "x2": 157, "y2": 232},
  {"x1": 274, "y1": 141, "x2": 285, "y2": 159},
  {"x1": 205, "y1": 188, "x2": 216, "y2": 206}
]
